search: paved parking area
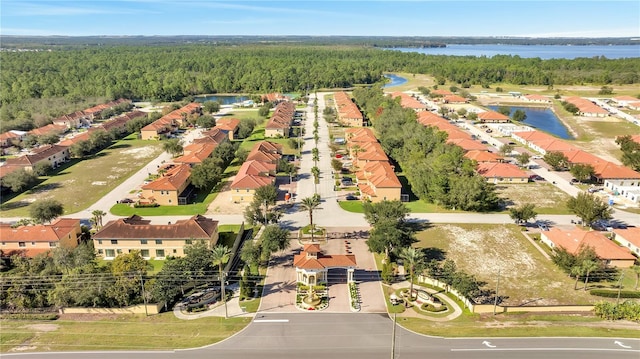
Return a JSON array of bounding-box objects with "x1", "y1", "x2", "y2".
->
[{"x1": 258, "y1": 229, "x2": 386, "y2": 314}]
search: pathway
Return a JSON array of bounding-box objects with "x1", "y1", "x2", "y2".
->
[{"x1": 389, "y1": 280, "x2": 463, "y2": 322}]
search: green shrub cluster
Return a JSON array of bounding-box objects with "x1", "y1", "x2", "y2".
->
[
  {"x1": 593, "y1": 301, "x2": 640, "y2": 321},
  {"x1": 134, "y1": 203, "x2": 159, "y2": 208},
  {"x1": 590, "y1": 289, "x2": 640, "y2": 298},
  {"x1": 421, "y1": 303, "x2": 447, "y2": 312},
  {"x1": 0, "y1": 313, "x2": 59, "y2": 320}
]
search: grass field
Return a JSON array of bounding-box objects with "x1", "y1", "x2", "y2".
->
[
  {"x1": 0, "y1": 313, "x2": 250, "y2": 353},
  {"x1": 398, "y1": 312, "x2": 640, "y2": 338},
  {"x1": 414, "y1": 223, "x2": 623, "y2": 306},
  {"x1": 0, "y1": 134, "x2": 163, "y2": 218}
]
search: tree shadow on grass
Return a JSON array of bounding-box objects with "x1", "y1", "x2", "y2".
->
[
  {"x1": 0, "y1": 200, "x2": 30, "y2": 211},
  {"x1": 108, "y1": 143, "x2": 132, "y2": 150},
  {"x1": 27, "y1": 182, "x2": 62, "y2": 194}
]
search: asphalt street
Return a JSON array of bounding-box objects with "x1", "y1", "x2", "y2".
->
[{"x1": 4, "y1": 313, "x2": 639, "y2": 359}]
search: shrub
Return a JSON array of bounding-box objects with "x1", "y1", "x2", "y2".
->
[
  {"x1": 134, "y1": 203, "x2": 159, "y2": 208},
  {"x1": 0, "y1": 313, "x2": 59, "y2": 320},
  {"x1": 590, "y1": 289, "x2": 640, "y2": 298},
  {"x1": 594, "y1": 301, "x2": 640, "y2": 321},
  {"x1": 421, "y1": 303, "x2": 447, "y2": 312}
]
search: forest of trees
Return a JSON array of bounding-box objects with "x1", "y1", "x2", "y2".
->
[
  {"x1": 352, "y1": 87, "x2": 500, "y2": 211},
  {"x1": 2, "y1": 44, "x2": 639, "y2": 131}
]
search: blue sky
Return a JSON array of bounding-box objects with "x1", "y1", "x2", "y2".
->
[{"x1": 2, "y1": 1, "x2": 639, "y2": 37}]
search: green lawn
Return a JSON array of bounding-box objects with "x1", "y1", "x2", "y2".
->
[
  {"x1": 397, "y1": 312, "x2": 640, "y2": 338},
  {"x1": 1, "y1": 134, "x2": 163, "y2": 218},
  {"x1": 0, "y1": 313, "x2": 250, "y2": 353},
  {"x1": 110, "y1": 191, "x2": 217, "y2": 216}
]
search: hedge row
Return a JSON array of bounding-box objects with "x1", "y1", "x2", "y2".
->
[{"x1": 590, "y1": 289, "x2": 640, "y2": 298}]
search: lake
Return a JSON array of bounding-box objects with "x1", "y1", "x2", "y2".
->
[
  {"x1": 389, "y1": 44, "x2": 640, "y2": 59},
  {"x1": 488, "y1": 105, "x2": 573, "y2": 139},
  {"x1": 383, "y1": 73, "x2": 408, "y2": 88},
  {"x1": 195, "y1": 95, "x2": 250, "y2": 105}
]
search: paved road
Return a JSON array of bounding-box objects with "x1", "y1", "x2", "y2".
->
[{"x1": 4, "y1": 313, "x2": 639, "y2": 359}]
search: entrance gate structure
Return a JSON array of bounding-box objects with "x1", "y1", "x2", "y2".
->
[{"x1": 294, "y1": 244, "x2": 357, "y2": 286}]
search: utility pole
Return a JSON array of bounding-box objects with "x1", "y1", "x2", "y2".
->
[
  {"x1": 139, "y1": 272, "x2": 148, "y2": 316},
  {"x1": 493, "y1": 268, "x2": 501, "y2": 316},
  {"x1": 391, "y1": 312, "x2": 397, "y2": 359},
  {"x1": 616, "y1": 272, "x2": 625, "y2": 305}
]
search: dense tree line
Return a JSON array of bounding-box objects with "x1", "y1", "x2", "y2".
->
[
  {"x1": 352, "y1": 88, "x2": 499, "y2": 211},
  {"x1": 2, "y1": 45, "x2": 639, "y2": 127}
]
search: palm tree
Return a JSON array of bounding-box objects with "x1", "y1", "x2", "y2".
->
[
  {"x1": 399, "y1": 247, "x2": 425, "y2": 301},
  {"x1": 212, "y1": 245, "x2": 231, "y2": 318},
  {"x1": 299, "y1": 196, "x2": 321, "y2": 242},
  {"x1": 91, "y1": 209, "x2": 106, "y2": 229},
  {"x1": 582, "y1": 260, "x2": 600, "y2": 291},
  {"x1": 161, "y1": 138, "x2": 183, "y2": 157},
  {"x1": 632, "y1": 264, "x2": 640, "y2": 291},
  {"x1": 570, "y1": 265, "x2": 583, "y2": 290}
]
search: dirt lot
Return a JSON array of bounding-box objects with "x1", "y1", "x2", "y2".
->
[
  {"x1": 415, "y1": 224, "x2": 601, "y2": 306},
  {"x1": 495, "y1": 182, "x2": 572, "y2": 214}
]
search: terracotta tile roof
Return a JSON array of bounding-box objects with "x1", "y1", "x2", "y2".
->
[
  {"x1": 334, "y1": 92, "x2": 364, "y2": 121},
  {"x1": 560, "y1": 149, "x2": 601, "y2": 164},
  {"x1": 390, "y1": 92, "x2": 427, "y2": 109},
  {"x1": 230, "y1": 171, "x2": 275, "y2": 190},
  {"x1": 631, "y1": 135, "x2": 640, "y2": 144},
  {"x1": 476, "y1": 162, "x2": 529, "y2": 178},
  {"x1": 262, "y1": 93, "x2": 286, "y2": 103},
  {"x1": 443, "y1": 94, "x2": 468, "y2": 103},
  {"x1": 478, "y1": 110, "x2": 510, "y2": 122},
  {"x1": 174, "y1": 142, "x2": 216, "y2": 165},
  {"x1": 512, "y1": 130, "x2": 556, "y2": 142},
  {"x1": 214, "y1": 117, "x2": 240, "y2": 132},
  {"x1": 464, "y1": 150, "x2": 503, "y2": 163},
  {"x1": 591, "y1": 161, "x2": 640, "y2": 180},
  {"x1": 0, "y1": 164, "x2": 24, "y2": 179},
  {"x1": 196, "y1": 127, "x2": 228, "y2": 146},
  {"x1": 303, "y1": 244, "x2": 322, "y2": 253},
  {"x1": 28, "y1": 123, "x2": 67, "y2": 137},
  {"x1": 417, "y1": 111, "x2": 448, "y2": 126},
  {"x1": 613, "y1": 227, "x2": 640, "y2": 248},
  {"x1": 293, "y1": 245, "x2": 357, "y2": 270},
  {"x1": 94, "y1": 215, "x2": 218, "y2": 240},
  {"x1": 448, "y1": 138, "x2": 487, "y2": 151},
  {"x1": 431, "y1": 89, "x2": 453, "y2": 96},
  {"x1": 358, "y1": 161, "x2": 401, "y2": 188},
  {"x1": 0, "y1": 131, "x2": 21, "y2": 142},
  {"x1": 3, "y1": 145, "x2": 68, "y2": 167},
  {"x1": 141, "y1": 103, "x2": 200, "y2": 133},
  {"x1": 58, "y1": 129, "x2": 102, "y2": 147},
  {"x1": 544, "y1": 228, "x2": 635, "y2": 261},
  {"x1": 353, "y1": 142, "x2": 389, "y2": 162},
  {"x1": 345, "y1": 128, "x2": 378, "y2": 143},
  {"x1": 246, "y1": 141, "x2": 283, "y2": 164},
  {"x1": 563, "y1": 96, "x2": 609, "y2": 115},
  {"x1": 535, "y1": 139, "x2": 575, "y2": 152},
  {"x1": 266, "y1": 102, "x2": 295, "y2": 130},
  {"x1": 613, "y1": 96, "x2": 639, "y2": 102},
  {"x1": 0, "y1": 218, "x2": 80, "y2": 242},
  {"x1": 142, "y1": 164, "x2": 191, "y2": 191}
]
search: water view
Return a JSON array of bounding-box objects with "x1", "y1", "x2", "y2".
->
[
  {"x1": 195, "y1": 95, "x2": 250, "y2": 105},
  {"x1": 383, "y1": 73, "x2": 408, "y2": 88},
  {"x1": 488, "y1": 105, "x2": 573, "y2": 139},
  {"x1": 391, "y1": 44, "x2": 640, "y2": 59}
]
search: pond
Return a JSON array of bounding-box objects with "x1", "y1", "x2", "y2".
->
[
  {"x1": 488, "y1": 105, "x2": 574, "y2": 139},
  {"x1": 195, "y1": 95, "x2": 251, "y2": 105},
  {"x1": 382, "y1": 74, "x2": 407, "y2": 88}
]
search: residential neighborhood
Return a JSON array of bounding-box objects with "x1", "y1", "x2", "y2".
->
[{"x1": 1, "y1": 34, "x2": 640, "y2": 356}]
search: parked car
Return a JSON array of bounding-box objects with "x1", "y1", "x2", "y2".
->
[
  {"x1": 120, "y1": 198, "x2": 134, "y2": 204},
  {"x1": 345, "y1": 194, "x2": 358, "y2": 201}
]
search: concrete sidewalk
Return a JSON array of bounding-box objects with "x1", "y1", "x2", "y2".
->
[
  {"x1": 173, "y1": 284, "x2": 256, "y2": 320},
  {"x1": 388, "y1": 280, "x2": 463, "y2": 322}
]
